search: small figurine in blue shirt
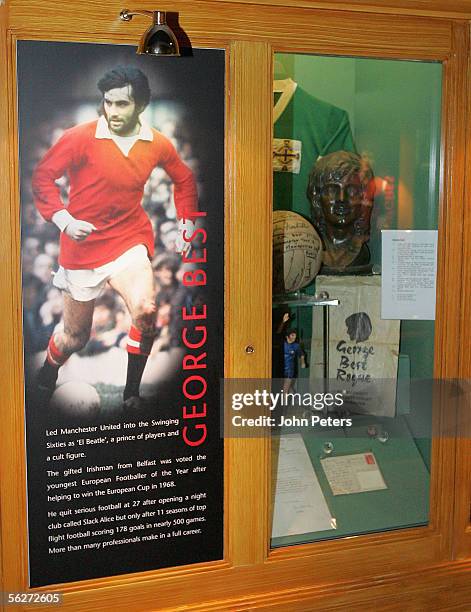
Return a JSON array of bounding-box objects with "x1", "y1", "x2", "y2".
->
[{"x1": 283, "y1": 329, "x2": 306, "y2": 392}]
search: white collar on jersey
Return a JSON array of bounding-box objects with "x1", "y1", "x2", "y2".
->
[
  {"x1": 273, "y1": 77, "x2": 297, "y2": 124},
  {"x1": 95, "y1": 115, "x2": 153, "y2": 141}
]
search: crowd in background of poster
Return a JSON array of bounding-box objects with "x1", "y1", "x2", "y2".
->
[{"x1": 18, "y1": 41, "x2": 224, "y2": 586}]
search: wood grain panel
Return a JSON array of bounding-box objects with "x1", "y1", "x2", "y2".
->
[
  {"x1": 454, "y1": 19, "x2": 471, "y2": 560},
  {"x1": 425, "y1": 21, "x2": 469, "y2": 559},
  {"x1": 176, "y1": 561, "x2": 471, "y2": 611},
  {"x1": 171, "y1": 0, "x2": 471, "y2": 20},
  {"x1": 0, "y1": 11, "x2": 31, "y2": 600},
  {"x1": 0, "y1": 1, "x2": 9, "y2": 598},
  {"x1": 226, "y1": 40, "x2": 272, "y2": 566},
  {"x1": 5, "y1": 536, "x2": 458, "y2": 611},
  {"x1": 227, "y1": 46, "x2": 272, "y2": 380},
  {"x1": 8, "y1": 0, "x2": 452, "y2": 60}
]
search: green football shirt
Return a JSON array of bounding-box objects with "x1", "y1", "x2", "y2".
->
[{"x1": 273, "y1": 85, "x2": 356, "y2": 219}]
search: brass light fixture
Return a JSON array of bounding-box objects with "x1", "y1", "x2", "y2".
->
[{"x1": 120, "y1": 9, "x2": 180, "y2": 56}]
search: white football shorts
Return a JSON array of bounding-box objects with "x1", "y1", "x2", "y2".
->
[{"x1": 53, "y1": 244, "x2": 149, "y2": 302}]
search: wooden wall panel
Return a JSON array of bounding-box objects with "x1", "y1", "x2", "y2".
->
[
  {"x1": 0, "y1": 2, "x2": 30, "y2": 596},
  {"x1": 455, "y1": 19, "x2": 471, "y2": 560},
  {"x1": 425, "y1": 20, "x2": 469, "y2": 558},
  {"x1": 226, "y1": 40, "x2": 272, "y2": 566},
  {"x1": 8, "y1": 0, "x2": 452, "y2": 59},
  {"x1": 177, "y1": 0, "x2": 471, "y2": 20}
]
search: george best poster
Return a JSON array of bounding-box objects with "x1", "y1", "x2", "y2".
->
[{"x1": 17, "y1": 41, "x2": 224, "y2": 586}]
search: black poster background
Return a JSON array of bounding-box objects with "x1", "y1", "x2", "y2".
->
[{"x1": 17, "y1": 42, "x2": 224, "y2": 586}]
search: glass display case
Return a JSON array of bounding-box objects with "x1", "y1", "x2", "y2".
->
[{"x1": 271, "y1": 53, "x2": 442, "y2": 547}]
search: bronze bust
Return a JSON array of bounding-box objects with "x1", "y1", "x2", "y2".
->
[{"x1": 307, "y1": 151, "x2": 375, "y2": 273}]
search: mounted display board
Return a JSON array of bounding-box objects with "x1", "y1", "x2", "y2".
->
[{"x1": 17, "y1": 41, "x2": 225, "y2": 586}]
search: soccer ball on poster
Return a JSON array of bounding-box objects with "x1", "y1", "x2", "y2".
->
[{"x1": 50, "y1": 381, "x2": 101, "y2": 419}]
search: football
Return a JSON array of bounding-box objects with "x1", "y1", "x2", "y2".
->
[
  {"x1": 50, "y1": 381, "x2": 101, "y2": 419},
  {"x1": 273, "y1": 210, "x2": 323, "y2": 294}
]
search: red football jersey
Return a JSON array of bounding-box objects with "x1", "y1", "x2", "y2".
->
[{"x1": 32, "y1": 120, "x2": 198, "y2": 269}]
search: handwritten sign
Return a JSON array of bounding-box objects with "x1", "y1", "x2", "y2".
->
[{"x1": 311, "y1": 276, "x2": 400, "y2": 417}]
